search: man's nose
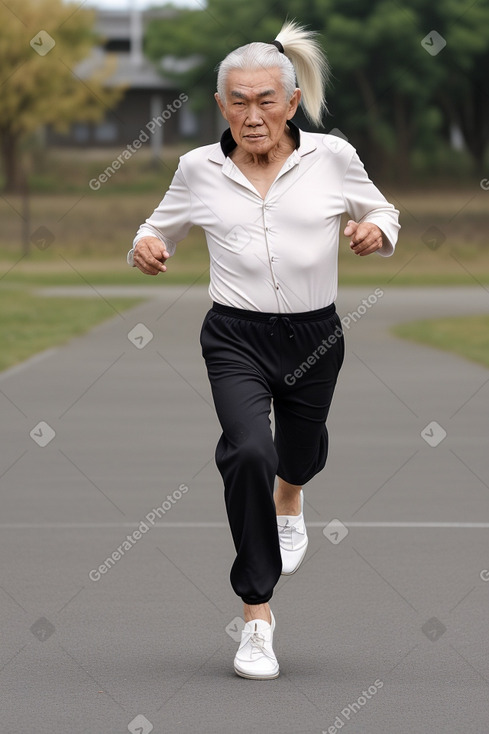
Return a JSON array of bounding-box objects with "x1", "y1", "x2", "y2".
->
[{"x1": 246, "y1": 105, "x2": 263, "y2": 125}]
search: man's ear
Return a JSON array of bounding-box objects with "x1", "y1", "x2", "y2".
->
[
  {"x1": 214, "y1": 92, "x2": 228, "y2": 120},
  {"x1": 287, "y1": 88, "x2": 301, "y2": 120}
]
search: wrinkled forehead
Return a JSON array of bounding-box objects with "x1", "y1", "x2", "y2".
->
[{"x1": 224, "y1": 67, "x2": 286, "y2": 100}]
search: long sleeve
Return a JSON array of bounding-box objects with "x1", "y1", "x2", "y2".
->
[
  {"x1": 342, "y1": 150, "x2": 400, "y2": 257},
  {"x1": 127, "y1": 164, "x2": 193, "y2": 263},
  {"x1": 129, "y1": 127, "x2": 400, "y2": 310}
]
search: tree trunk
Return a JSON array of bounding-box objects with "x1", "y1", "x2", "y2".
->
[
  {"x1": 459, "y1": 83, "x2": 488, "y2": 178},
  {"x1": 354, "y1": 68, "x2": 388, "y2": 177},
  {"x1": 393, "y1": 91, "x2": 412, "y2": 184},
  {"x1": 0, "y1": 130, "x2": 22, "y2": 193},
  {"x1": 21, "y1": 173, "x2": 31, "y2": 258}
]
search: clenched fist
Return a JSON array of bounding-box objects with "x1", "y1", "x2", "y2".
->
[
  {"x1": 133, "y1": 236, "x2": 170, "y2": 275},
  {"x1": 344, "y1": 220, "x2": 384, "y2": 256}
]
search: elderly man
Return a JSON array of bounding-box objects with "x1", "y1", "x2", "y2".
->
[{"x1": 128, "y1": 20, "x2": 400, "y2": 680}]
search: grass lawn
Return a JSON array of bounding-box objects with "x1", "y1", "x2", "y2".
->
[
  {"x1": 0, "y1": 287, "x2": 143, "y2": 373},
  {"x1": 393, "y1": 315, "x2": 489, "y2": 370}
]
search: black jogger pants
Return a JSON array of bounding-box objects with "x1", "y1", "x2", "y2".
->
[{"x1": 200, "y1": 302, "x2": 345, "y2": 605}]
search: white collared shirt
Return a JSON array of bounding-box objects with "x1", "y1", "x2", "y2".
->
[{"x1": 129, "y1": 126, "x2": 400, "y2": 313}]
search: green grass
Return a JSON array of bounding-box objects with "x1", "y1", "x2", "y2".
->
[
  {"x1": 0, "y1": 287, "x2": 143, "y2": 373},
  {"x1": 393, "y1": 315, "x2": 489, "y2": 370}
]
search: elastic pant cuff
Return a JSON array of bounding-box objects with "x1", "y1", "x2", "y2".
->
[{"x1": 241, "y1": 591, "x2": 274, "y2": 606}]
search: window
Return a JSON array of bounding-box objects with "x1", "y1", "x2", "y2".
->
[
  {"x1": 72, "y1": 123, "x2": 90, "y2": 144},
  {"x1": 94, "y1": 122, "x2": 118, "y2": 143}
]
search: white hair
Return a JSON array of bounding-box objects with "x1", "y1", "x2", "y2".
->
[{"x1": 216, "y1": 20, "x2": 330, "y2": 127}]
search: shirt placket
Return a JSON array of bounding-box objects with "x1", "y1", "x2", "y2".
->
[
  {"x1": 262, "y1": 154, "x2": 299, "y2": 308},
  {"x1": 261, "y1": 199, "x2": 280, "y2": 296}
]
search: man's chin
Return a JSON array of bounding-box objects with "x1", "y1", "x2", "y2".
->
[{"x1": 241, "y1": 136, "x2": 272, "y2": 154}]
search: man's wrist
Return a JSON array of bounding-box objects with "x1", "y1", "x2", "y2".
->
[{"x1": 127, "y1": 239, "x2": 144, "y2": 267}]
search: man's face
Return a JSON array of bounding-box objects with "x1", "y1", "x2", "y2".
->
[{"x1": 215, "y1": 67, "x2": 301, "y2": 156}]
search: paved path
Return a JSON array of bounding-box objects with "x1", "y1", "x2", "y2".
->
[{"x1": 1, "y1": 285, "x2": 489, "y2": 734}]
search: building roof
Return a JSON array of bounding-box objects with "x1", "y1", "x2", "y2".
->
[
  {"x1": 75, "y1": 8, "x2": 179, "y2": 90},
  {"x1": 75, "y1": 48, "x2": 176, "y2": 89},
  {"x1": 95, "y1": 8, "x2": 173, "y2": 41}
]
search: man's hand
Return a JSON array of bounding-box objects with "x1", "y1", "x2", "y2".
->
[
  {"x1": 133, "y1": 236, "x2": 170, "y2": 275},
  {"x1": 344, "y1": 220, "x2": 384, "y2": 256}
]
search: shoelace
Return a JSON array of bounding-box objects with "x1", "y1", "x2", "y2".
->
[
  {"x1": 278, "y1": 517, "x2": 306, "y2": 550},
  {"x1": 246, "y1": 631, "x2": 275, "y2": 660}
]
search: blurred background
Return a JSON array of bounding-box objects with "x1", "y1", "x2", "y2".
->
[{"x1": 1, "y1": 0, "x2": 489, "y2": 372}]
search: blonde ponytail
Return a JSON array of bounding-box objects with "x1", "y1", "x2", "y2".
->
[{"x1": 274, "y1": 20, "x2": 329, "y2": 126}]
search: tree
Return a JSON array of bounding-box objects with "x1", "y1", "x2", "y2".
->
[
  {"x1": 145, "y1": 0, "x2": 489, "y2": 179},
  {"x1": 328, "y1": 0, "x2": 489, "y2": 178},
  {"x1": 0, "y1": 0, "x2": 122, "y2": 192},
  {"x1": 429, "y1": 0, "x2": 489, "y2": 176}
]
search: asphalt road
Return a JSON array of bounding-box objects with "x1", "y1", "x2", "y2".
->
[{"x1": 1, "y1": 285, "x2": 489, "y2": 734}]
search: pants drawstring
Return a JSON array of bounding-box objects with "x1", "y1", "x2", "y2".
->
[
  {"x1": 282, "y1": 316, "x2": 295, "y2": 340},
  {"x1": 268, "y1": 315, "x2": 295, "y2": 339},
  {"x1": 268, "y1": 316, "x2": 278, "y2": 336}
]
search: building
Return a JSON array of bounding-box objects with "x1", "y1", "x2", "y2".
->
[{"x1": 48, "y1": 8, "x2": 199, "y2": 148}]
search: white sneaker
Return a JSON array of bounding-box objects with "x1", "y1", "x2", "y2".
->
[
  {"x1": 233, "y1": 610, "x2": 279, "y2": 680},
  {"x1": 277, "y1": 489, "x2": 308, "y2": 575}
]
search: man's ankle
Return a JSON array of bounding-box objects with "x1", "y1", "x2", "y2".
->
[
  {"x1": 243, "y1": 602, "x2": 271, "y2": 624},
  {"x1": 274, "y1": 489, "x2": 302, "y2": 516}
]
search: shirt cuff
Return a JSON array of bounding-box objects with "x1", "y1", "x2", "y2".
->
[
  {"x1": 361, "y1": 218, "x2": 399, "y2": 258},
  {"x1": 377, "y1": 233, "x2": 395, "y2": 257}
]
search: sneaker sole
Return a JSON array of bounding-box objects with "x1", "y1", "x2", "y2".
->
[{"x1": 234, "y1": 666, "x2": 280, "y2": 680}]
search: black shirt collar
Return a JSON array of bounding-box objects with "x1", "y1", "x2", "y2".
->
[{"x1": 220, "y1": 120, "x2": 301, "y2": 157}]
